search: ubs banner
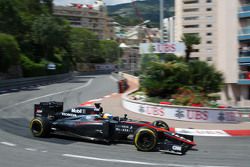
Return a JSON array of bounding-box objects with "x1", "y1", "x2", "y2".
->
[
  {"x1": 139, "y1": 42, "x2": 186, "y2": 55},
  {"x1": 122, "y1": 100, "x2": 240, "y2": 123}
]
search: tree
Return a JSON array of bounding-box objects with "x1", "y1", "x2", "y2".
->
[
  {"x1": 188, "y1": 61, "x2": 224, "y2": 94},
  {"x1": 0, "y1": 0, "x2": 24, "y2": 36},
  {"x1": 69, "y1": 28, "x2": 103, "y2": 64},
  {"x1": 140, "y1": 61, "x2": 189, "y2": 97},
  {"x1": 0, "y1": 33, "x2": 20, "y2": 72},
  {"x1": 181, "y1": 34, "x2": 201, "y2": 62},
  {"x1": 31, "y1": 15, "x2": 71, "y2": 61},
  {"x1": 140, "y1": 54, "x2": 160, "y2": 73},
  {"x1": 99, "y1": 40, "x2": 119, "y2": 63}
]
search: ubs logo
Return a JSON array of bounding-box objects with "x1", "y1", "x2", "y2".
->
[
  {"x1": 139, "y1": 105, "x2": 145, "y2": 113},
  {"x1": 175, "y1": 109, "x2": 185, "y2": 119},
  {"x1": 218, "y1": 112, "x2": 225, "y2": 121}
]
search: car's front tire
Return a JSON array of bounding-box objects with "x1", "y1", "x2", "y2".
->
[
  {"x1": 30, "y1": 118, "x2": 51, "y2": 137},
  {"x1": 134, "y1": 127, "x2": 157, "y2": 152}
]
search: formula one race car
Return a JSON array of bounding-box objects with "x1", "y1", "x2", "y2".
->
[{"x1": 30, "y1": 101, "x2": 196, "y2": 155}]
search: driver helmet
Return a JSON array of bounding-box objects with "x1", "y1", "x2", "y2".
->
[{"x1": 102, "y1": 113, "x2": 113, "y2": 119}]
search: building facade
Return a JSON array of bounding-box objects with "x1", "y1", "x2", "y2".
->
[
  {"x1": 175, "y1": 0, "x2": 250, "y2": 107},
  {"x1": 53, "y1": 0, "x2": 114, "y2": 39},
  {"x1": 163, "y1": 17, "x2": 175, "y2": 43}
]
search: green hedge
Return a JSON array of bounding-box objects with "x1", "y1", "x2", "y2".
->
[{"x1": 20, "y1": 55, "x2": 68, "y2": 77}]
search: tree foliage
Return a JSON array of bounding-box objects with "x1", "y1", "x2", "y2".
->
[
  {"x1": 99, "y1": 40, "x2": 119, "y2": 63},
  {"x1": 188, "y1": 61, "x2": 224, "y2": 93},
  {"x1": 69, "y1": 28, "x2": 103, "y2": 64},
  {"x1": 0, "y1": 0, "x2": 24, "y2": 36},
  {"x1": 0, "y1": 33, "x2": 20, "y2": 72},
  {"x1": 181, "y1": 34, "x2": 201, "y2": 62},
  {"x1": 140, "y1": 61, "x2": 189, "y2": 97},
  {"x1": 31, "y1": 15, "x2": 70, "y2": 61},
  {"x1": 140, "y1": 56, "x2": 224, "y2": 98}
]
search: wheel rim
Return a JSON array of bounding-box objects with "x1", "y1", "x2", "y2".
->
[
  {"x1": 31, "y1": 121, "x2": 42, "y2": 134},
  {"x1": 137, "y1": 131, "x2": 155, "y2": 149}
]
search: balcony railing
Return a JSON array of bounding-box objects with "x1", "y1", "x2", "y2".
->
[
  {"x1": 239, "y1": 71, "x2": 250, "y2": 79},
  {"x1": 239, "y1": 5, "x2": 250, "y2": 12},
  {"x1": 239, "y1": 50, "x2": 250, "y2": 57},
  {"x1": 239, "y1": 27, "x2": 250, "y2": 35}
]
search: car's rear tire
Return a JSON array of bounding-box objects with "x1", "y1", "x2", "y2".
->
[
  {"x1": 152, "y1": 120, "x2": 169, "y2": 131},
  {"x1": 134, "y1": 127, "x2": 157, "y2": 152},
  {"x1": 30, "y1": 118, "x2": 51, "y2": 137}
]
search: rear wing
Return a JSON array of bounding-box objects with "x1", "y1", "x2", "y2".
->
[{"x1": 34, "y1": 101, "x2": 63, "y2": 118}]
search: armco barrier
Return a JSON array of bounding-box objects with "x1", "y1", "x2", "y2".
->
[
  {"x1": 0, "y1": 73, "x2": 72, "y2": 91},
  {"x1": 122, "y1": 95, "x2": 240, "y2": 123},
  {"x1": 121, "y1": 73, "x2": 241, "y2": 123}
]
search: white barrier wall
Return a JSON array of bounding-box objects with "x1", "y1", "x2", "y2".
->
[{"x1": 122, "y1": 99, "x2": 240, "y2": 123}]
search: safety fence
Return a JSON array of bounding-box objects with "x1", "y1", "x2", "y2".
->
[{"x1": 0, "y1": 73, "x2": 73, "y2": 91}]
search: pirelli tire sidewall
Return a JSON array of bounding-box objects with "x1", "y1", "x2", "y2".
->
[
  {"x1": 30, "y1": 118, "x2": 51, "y2": 137},
  {"x1": 134, "y1": 127, "x2": 158, "y2": 152}
]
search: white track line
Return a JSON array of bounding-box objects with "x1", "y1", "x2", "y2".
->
[
  {"x1": 62, "y1": 154, "x2": 160, "y2": 166},
  {"x1": 110, "y1": 75, "x2": 119, "y2": 82},
  {"x1": 104, "y1": 95, "x2": 111, "y2": 98},
  {"x1": 62, "y1": 154, "x2": 230, "y2": 167},
  {"x1": 0, "y1": 142, "x2": 16, "y2": 147},
  {"x1": 88, "y1": 98, "x2": 103, "y2": 102},
  {"x1": 25, "y1": 148, "x2": 37, "y2": 151},
  {"x1": 0, "y1": 79, "x2": 93, "y2": 112},
  {"x1": 0, "y1": 93, "x2": 10, "y2": 97}
]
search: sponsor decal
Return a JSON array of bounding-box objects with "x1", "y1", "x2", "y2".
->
[
  {"x1": 175, "y1": 109, "x2": 185, "y2": 119},
  {"x1": 36, "y1": 109, "x2": 43, "y2": 113},
  {"x1": 139, "y1": 105, "x2": 145, "y2": 113},
  {"x1": 218, "y1": 112, "x2": 225, "y2": 121},
  {"x1": 175, "y1": 128, "x2": 230, "y2": 137},
  {"x1": 139, "y1": 42, "x2": 185, "y2": 54},
  {"x1": 145, "y1": 106, "x2": 165, "y2": 116},
  {"x1": 172, "y1": 145, "x2": 182, "y2": 151},
  {"x1": 115, "y1": 124, "x2": 133, "y2": 133},
  {"x1": 187, "y1": 110, "x2": 208, "y2": 120},
  {"x1": 71, "y1": 108, "x2": 84, "y2": 114},
  {"x1": 218, "y1": 111, "x2": 237, "y2": 122},
  {"x1": 62, "y1": 113, "x2": 77, "y2": 117}
]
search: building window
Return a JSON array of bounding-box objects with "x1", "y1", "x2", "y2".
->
[
  {"x1": 207, "y1": 0, "x2": 212, "y2": 3},
  {"x1": 183, "y1": 16, "x2": 199, "y2": 20},
  {"x1": 185, "y1": 33, "x2": 199, "y2": 36},
  {"x1": 183, "y1": 0, "x2": 199, "y2": 4},
  {"x1": 183, "y1": 8, "x2": 199, "y2": 12},
  {"x1": 206, "y1": 24, "x2": 212, "y2": 27},
  {"x1": 207, "y1": 41, "x2": 212, "y2": 44},
  {"x1": 207, "y1": 48, "x2": 212, "y2": 52},
  {"x1": 206, "y1": 8, "x2": 212, "y2": 11},
  {"x1": 184, "y1": 25, "x2": 199, "y2": 28},
  {"x1": 206, "y1": 32, "x2": 212, "y2": 36},
  {"x1": 207, "y1": 57, "x2": 212, "y2": 61},
  {"x1": 192, "y1": 49, "x2": 200, "y2": 52},
  {"x1": 207, "y1": 16, "x2": 213, "y2": 20}
]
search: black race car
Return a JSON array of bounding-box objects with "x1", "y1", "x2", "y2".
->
[{"x1": 30, "y1": 101, "x2": 196, "y2": 155}]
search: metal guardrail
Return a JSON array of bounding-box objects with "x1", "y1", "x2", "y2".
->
[{"x1": 0, "y1": 73, "x2": 73, "y2": 91}]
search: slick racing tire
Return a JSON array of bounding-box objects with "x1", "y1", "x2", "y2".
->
[
  {"x1": 152, "y1": 120, "x2": 169, "y2": 131},
  {"x1": 30, "y1": 118, "x2": 51, "y2": 137},
  {"x1": 134, "y1": 127, "x2": 157, "y2": 152}
]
